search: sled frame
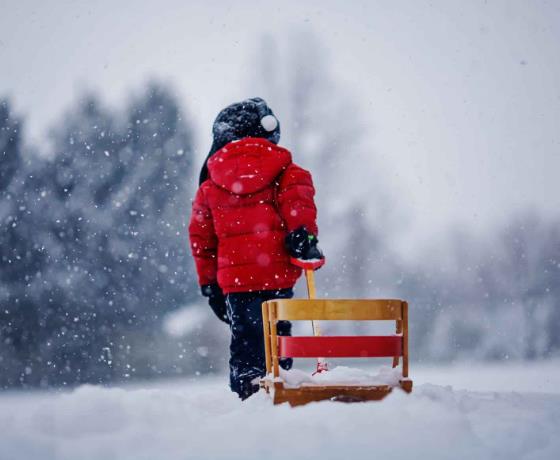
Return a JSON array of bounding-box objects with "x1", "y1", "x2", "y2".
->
[{"x1": 261, "y1": 299, "x2": 412, "y2": 406}]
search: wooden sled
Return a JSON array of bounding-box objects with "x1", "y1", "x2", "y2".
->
[{"x1": 260, "y1": 298, "x2": 412, "y2": 407}]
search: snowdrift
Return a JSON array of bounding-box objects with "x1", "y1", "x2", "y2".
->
[{"x1": 1, "y1": 363, "x2": 560, "y2": 460}]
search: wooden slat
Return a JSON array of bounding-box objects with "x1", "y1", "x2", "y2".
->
[
  {"x1": 270, "y1": 304, "x2": 280, "y2": 378},
  {"x1": 402, "y1": 301, "x2": 409, "y2": 378},
  {"x1": 262, "y1": 379, "x2": 413, "y2": 406},
  {"x1": 262, "y1": 302, "x2": 272, "y2": 375},
  {"x1": 271, "y1": 381, "x2": 394, "y2": 406},
  {"x1": 268, "y1": 299, "x2": 404, "y2": 321},
  {"x1": 278, "y1": 336, "x2": 403, "y2": 358},
  {"x1": 393, "y1": 319, "x2": 403, "y2": 368}
]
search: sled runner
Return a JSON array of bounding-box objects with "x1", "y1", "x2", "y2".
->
[{"x1": 260, "y1": 260, "x2": 412, "y2": 406}]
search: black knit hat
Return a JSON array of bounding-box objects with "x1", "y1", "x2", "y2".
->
[{"x1": 199, "y1": 97, "x2": 281, "y2": 184}]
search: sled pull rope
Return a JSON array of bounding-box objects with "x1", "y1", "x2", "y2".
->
[
  {"x1": 304, "y1": 268, "x2": 320, "y2": 335},
  {"x1": 301, "y1": 263, "x2": 329, "y2": 374},
  {"x1": 289, "y1": 257, "x2": 328, "y2": 373}
]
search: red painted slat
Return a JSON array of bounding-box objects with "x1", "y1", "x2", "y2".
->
[{"x1": 277, "y1": 336, "x2": 403, "y2": 358}]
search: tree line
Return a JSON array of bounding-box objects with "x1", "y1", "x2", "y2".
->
[{"x1": 1, "y1": 83, "x2": 202, "y2": 387}]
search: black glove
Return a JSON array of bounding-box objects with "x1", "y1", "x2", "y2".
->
[
  {"x1": 201, "y1": 284, "x2": 230, "y2": 324},
  {"x1": 285, "y1": 226, "x2": 324, "y2": 260}
]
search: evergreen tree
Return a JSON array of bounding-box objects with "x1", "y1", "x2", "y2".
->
[
  {"x1": 40, "y1": 85, "x2": 196, "y2": 384},
  {"x1": 108, "y1": 83, "x2": 196, "y2": 379},
  {"x1": 0, "y1": 100, "x2": 50, "y2": 387},
  {"x1": 40, "y1": 94, "x2": 126, "y2": 384},
  {"x1": 0, "y1": 100, "x2": 20, "y2": 191},
  {"x1": 1, "y1": 84, "x2": 197, "y2": 387}
]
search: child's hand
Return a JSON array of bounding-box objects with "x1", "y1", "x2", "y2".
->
[
  {"x1": 285, "y1": 226, "x2": 324, "y2": 261},
  {"x1": 201, "y1": 284, "x2": 230, "y2": 324}
]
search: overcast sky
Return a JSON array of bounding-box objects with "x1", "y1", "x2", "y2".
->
[{"x1": 1, "y1": 0, "x2": 559, "y2": 253}]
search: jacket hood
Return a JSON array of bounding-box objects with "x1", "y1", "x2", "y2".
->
[{"x1": 207, "y1": 137, "x2": 292, "y2": 195}]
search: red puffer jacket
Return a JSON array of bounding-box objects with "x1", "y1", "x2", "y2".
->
[{"x1": 189, "y1": 137, "x2": 318, "y2": 293}]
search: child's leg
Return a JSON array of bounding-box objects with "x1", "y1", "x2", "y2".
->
[
  {"x1": 226, "y1": 289, "x2": 293, "y2": 399},
  {"x1": 226, "y1": 292, "x2": 265, "y2": 399}
]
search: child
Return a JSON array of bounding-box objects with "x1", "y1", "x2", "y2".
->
[{"x1": 189, "y1": 98, "x2": 323, "y2": 400}]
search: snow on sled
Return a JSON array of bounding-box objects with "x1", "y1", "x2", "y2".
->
[{"x1": 260, "y1": 259, "x2": 412, "y2": 406}]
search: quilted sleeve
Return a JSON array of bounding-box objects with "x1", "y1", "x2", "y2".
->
[
  {"x1": 277, "y1": 164, "x2": 318, "y2": 235},
  {"x1": 188, "y1": 186, "x2": 218, "y2": 286}
]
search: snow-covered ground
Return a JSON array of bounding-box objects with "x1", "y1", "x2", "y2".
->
[{"x1": 1, "y1": 360, "x2": 560, "y2": 460}]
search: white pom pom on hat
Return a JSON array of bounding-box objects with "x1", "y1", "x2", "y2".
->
[{"x1": 260, "y1": 114, "x2": 278, "y2": 132}]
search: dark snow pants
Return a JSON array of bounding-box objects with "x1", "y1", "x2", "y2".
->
[{"x1": 226, "y1": 288, "x2": 293, "y2": 400}]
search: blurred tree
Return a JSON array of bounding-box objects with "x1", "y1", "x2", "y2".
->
[
  {"x1": 0, "y1": 100, "x2": 20, "y2": 190},
  {"x1": 0, "y1": 99, "x2": 27, "y2": 386},
  {"x1": 492, "y1": 212, "x2": 560, "y2": 359},
  {"x1": 403, "y1": 211, "x2": 560, "y2": 361},
  {"x1": 109, "y1": 83, "x2": 196, "y2": 379},
  {"x1": 41, "y1": 93, "x2": 127, "y2": 384},
  {"x1": 0, "y1": 100, "x2": 25, "y2": 282},
  {"x1": 250, "y1": 33, "x2": 560, "y2": 363},
  {"x1": 0, "y1": 100, "x2": 50, "y2": 386},
  {"x1": 118, "y1": 82, "x2": 195, "y2": 326},
  {"x1": 1, "y1": 83, "x2": 198, "y2": 388},
  {"x1": 250, "y1": 31, "x2": 403, "y2": 298}
]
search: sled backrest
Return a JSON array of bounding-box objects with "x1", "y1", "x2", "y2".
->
[
  {"x1": 272, "y1": 299, "x2": 403, "y2": 321},
  {"x1": 262, "y1": 299, "x2": 409, "y2": 379}
]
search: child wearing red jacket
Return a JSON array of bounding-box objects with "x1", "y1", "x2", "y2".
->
[{"x1": 189, "y1": 98, "x2": 323, "y2": 399}]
